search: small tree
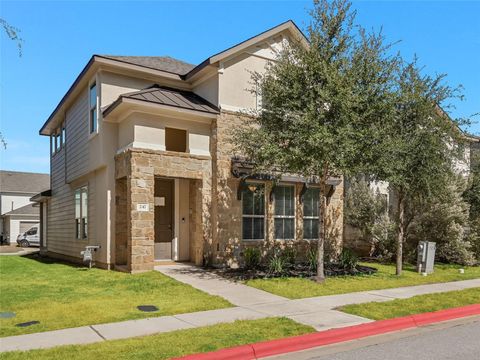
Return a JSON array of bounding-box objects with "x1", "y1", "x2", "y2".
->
[
  {"x1": 374, "y1": 59, "x2": 467, "y2": 275},
  {"x1": 407, "y1": 175, "x2": 475, "y2": 265},
  {"x1": 344, "y1": 177, "x2": 387, "y2": 253},
  {"x1": 234, "y1": 0, "x2": 397, "y2": 282},
  {"x1": 464, "y1": 151, "x2": 480, "y2": 261}
]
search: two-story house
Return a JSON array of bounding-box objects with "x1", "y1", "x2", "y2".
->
[
  {"x1": 34, "y1": 21, "x2": 344, "y2": 272},
  {"x1": 0, "y1": 170, "x2": 50, "y2": 244}
]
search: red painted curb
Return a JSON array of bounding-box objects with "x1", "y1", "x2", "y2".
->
[{"x1": 173, "y1": 304, "x2": 480, "y2": 360}]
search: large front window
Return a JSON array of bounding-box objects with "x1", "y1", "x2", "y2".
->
[
  {"x1": 242, "y1": 183, "x2": 265, "y2": 241},
  {"x1": 75, "y1": 186, "x2": 88, "y2": 239},
  {"x1": 89, "y1": 83, "x2": 97, "y2": 134},
  {"x1": 303, "y1": 188, "x2": 320, "y2": 240},
  {"x1": 274, "y1": 185, "x2": 295, "y2": 240}
]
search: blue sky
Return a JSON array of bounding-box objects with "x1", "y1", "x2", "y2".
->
[{"x1": 1, "y1": 0, "x2": 479, "y2": 174}]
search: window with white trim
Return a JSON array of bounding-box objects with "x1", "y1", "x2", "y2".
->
[
  {"x1": 89, "y1": 83, "x2": 97, "y2": 134},
  {"x1": 242, "y1": 183, "x2": 265, "y2": 241},
  {"x1": 303, "y1": 188, "x2": 320, "y2": 240},
  {"x1": 75, "y1": 186, "x2": 88, "y2": 239},
  {"x1": 61, "y1": 123, "x2": 66, "y2": 147},
  {"x1": 55, "y1": 129, "x2": 61, "y2": 152},
  {"x1": 50, "y1": 134, "x2": 55, "y2": 155},
  {"x1": 274, "y1": 185, "x2": 295, "y2": 240}
]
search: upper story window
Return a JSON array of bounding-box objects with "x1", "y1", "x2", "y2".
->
[
  {"x1": 75, "y1": 186, "x2": 88, "y2": 240},
  {"x1": 303, "y1": 188, "x2": 320, "y2": 240},
  {"x1": 274, "y1": 185, "x2": 295, "y2": 240},
  {"x1": 165, "y1": 127, "x2": 187, "y2": 152},
  {"x1": 61, "y1": 123, "x2": 66, "y2": 147},
  {"x1": 242, "y1": 183, "x2": 265, "y2": 241},
  {"x1": 89, "y1": 83, "x2": 97, "y2": 134},
  {"x1": 55, "y1": 129, "x2": 61, "y2": 152},
  {"x1": 50, "y1": 134, "x2": 55, "y2": 156}
]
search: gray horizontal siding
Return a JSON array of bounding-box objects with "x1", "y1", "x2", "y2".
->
[
  {"x1": 66, "y1": 88, "x2": 89, "y2": 183},
  {"x1": 47, "y1": 85, "x2": 96, "y2": 258}
]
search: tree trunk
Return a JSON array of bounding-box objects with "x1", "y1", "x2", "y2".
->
[
  {"x1": 316, "y1": 167, "x2": 328, "y2": 283},
  {"x1": 396, "y1": 190, "x2": 405, "y2": 276}
]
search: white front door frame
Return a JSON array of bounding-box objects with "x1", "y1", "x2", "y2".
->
[{"x1": 172, "y1": 178, "x2": 180, "y2": 261}]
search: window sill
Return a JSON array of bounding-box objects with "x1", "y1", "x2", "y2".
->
[{"x1": 88, "y1": 130, "x2": 99, "y2": 141}]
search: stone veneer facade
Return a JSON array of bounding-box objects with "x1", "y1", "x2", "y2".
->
[
  {"x1": 115, "y1": 148, "x2": 211, "y2": 272},
  {"x1": 114, "y1": 111, "x2": 344, "y2": 272}
]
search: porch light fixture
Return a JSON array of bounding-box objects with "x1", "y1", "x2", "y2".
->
[{"x1": 248, "y1": 184, "x2": 258, "y2": 192}]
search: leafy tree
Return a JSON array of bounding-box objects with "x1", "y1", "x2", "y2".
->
[
  {"x1": 407, "y1": 175, "x2": 475, "y2": 265},
  {"x1": 464, "y1": 151, "x2": 480, "y2": 260},
  {"x1": 374, "y1": 59, "x2": 468, "y2": 275},
  {"x1": 234, "y1": 0, "x2": 397, "y2": 282},
  {"x1": 1, "y1": 18, "x2": 23, "y2": 149},
  {"x1": 1, "y1": 18, "x2": 23, "y2": 56}
]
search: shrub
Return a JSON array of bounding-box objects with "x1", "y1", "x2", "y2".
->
[
  {"x1": 339, "y1": 248, "x2": 358, "y2": 270},
  {"x1": 306, "y1": 246, "x2": 317, "y2": 272},
  {"x1": 243, "y1": 247, "x2": 261, "y2": 269},
  {"x1": 344, "y1": 177, "x2": 387, "y2": 247},
  {"x1": 371, "y1": 213, "x2": 397, "y2": 261},
  {"x1": 407, "y1": 177, "x2": 475, "y2": 266},
  {"x1": 281, "y1": 247, "x2": 297, "y2": 267},
  {"x1": 268, "y1": 250, "x2": 287, "y2": 275}
]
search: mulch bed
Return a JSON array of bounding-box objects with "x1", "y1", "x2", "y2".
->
[{"x1": 214, "y1": 263, "x2": 378, "y2": 281}]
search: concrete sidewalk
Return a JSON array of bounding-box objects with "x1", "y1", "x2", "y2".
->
[{"x1": 1, "y1": 265, "x2": 478, "y2": 353}]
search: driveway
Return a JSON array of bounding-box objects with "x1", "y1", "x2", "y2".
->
[{"x1": 0, "y1": 245, "x2": 39, "y2": 255}]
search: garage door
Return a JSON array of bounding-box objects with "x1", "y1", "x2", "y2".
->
[{"x1": 19, "y1": 222, "x2": 36, "y2": 234}]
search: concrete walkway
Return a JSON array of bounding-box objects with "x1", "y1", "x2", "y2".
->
[{"x1": 1, "y1": 264, "x2": 478, "y2": 353}]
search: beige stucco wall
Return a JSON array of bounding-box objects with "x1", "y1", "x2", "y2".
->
[
  {"x1": 218, "y1": 33, "x2": 289, "y2": 111},
  {"x1": 117, "y1": 112, "x2": 211, "y2": 156},
  {"x1": 100, "y1": 71, "x2": 153, "y2": 108},
  {"x1": 193, "y1": 73, "x2": 219, "y2": 107}
]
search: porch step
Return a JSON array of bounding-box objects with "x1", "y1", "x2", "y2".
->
[{"x1": 154, "y1": 260, "x2": 178, "y2": 266}]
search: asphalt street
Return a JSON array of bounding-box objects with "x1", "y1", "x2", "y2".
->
[{"x1": 267, "y1": 316, "x2": 480, "y2": 360}]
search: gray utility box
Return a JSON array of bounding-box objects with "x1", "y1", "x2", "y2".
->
[{"x1": 417, "y1": 241, "x2": 436, "y2": 274}]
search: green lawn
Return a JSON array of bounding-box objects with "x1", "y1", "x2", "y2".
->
[
  {"x1": 340, "y1": 287, "x2": 480, "y2": 320},
  {"x1": 0, "y1": 317, "x2": 314, "y2": 360},
  {"x1": 0, "y1": 255, "x2": 231, "y2": 337},
  {"x1": 245, "y1": 263, "x2": 480, "y2": 299}
]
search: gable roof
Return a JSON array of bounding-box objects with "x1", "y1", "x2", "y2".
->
[
  {"x1": 2, "y1": 203, "x2": 39, "y2": 216},
  {"x1": 40, "y1": 20, "x2": 307, "y2": 135},
  {"x1": 184, "y1": 20, "x2": 307, "y2": 80},
  {"x1": 103, "y1": 84, "x2": 219, "y2": 118},
  {"x1": 98, "y1": 55, "x2": 195, "y2": 75},
  {"x1": 0, "y1": 171, "x2": 50, "y2": 194}
]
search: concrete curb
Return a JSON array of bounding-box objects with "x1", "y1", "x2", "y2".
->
[{"x1": 173, "y1": 304, "x2": 480, "y2": 360}]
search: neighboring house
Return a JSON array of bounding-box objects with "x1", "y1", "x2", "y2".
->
[
  {"x1": 0, "y1": 171, "x2": 50, "y2": 244},
  {"x1": 33, "y1": 20, "x2": 344, "y2": 272},
  {"x1": 343, "y1": 134, "x2": 480, "y2": 256}
]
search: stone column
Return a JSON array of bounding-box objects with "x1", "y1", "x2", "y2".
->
[{"x1": 127, "y1": 153, "x2": 155, "y2": 272}]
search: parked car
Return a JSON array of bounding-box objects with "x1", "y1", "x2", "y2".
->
[{"x1": 17, "y1": 226, "x2": 40, "y2": 247}]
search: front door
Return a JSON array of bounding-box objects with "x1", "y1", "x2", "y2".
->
[{"x1": 154, "y1": 178, "x2": 174, "y2": 260}]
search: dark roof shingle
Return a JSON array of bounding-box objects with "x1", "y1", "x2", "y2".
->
[
  {"x1": 2, "y1": 203, "x2": 39, "y2": 216},
  {"x1": 0, "y1": 171, "x2": 50, "y2": 194},
  {"x1": 99, "y1": 55, "x2": 195, "y2": 75}
]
